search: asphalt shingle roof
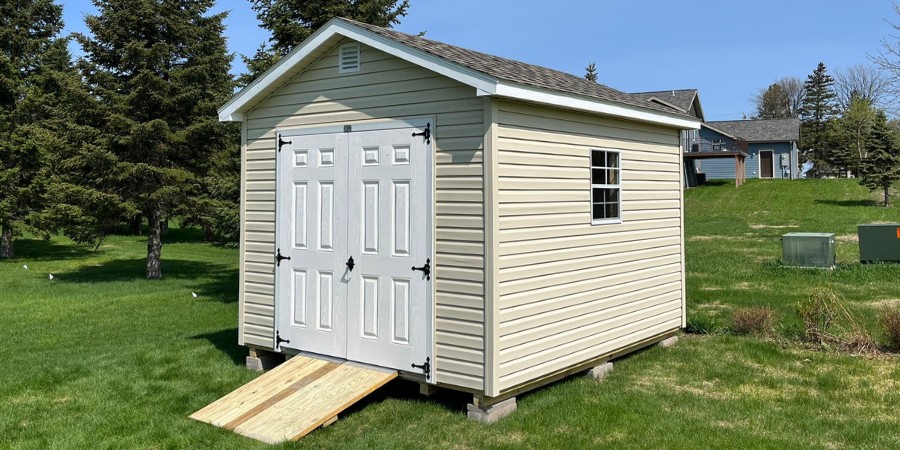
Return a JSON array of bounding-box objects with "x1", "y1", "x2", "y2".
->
[
  {"x1": 705, "y1": 118, "x2": 800, "y2": 142},
  {"x1": 631, "y1": 89, "x2": 698, "y2": 113},
  {"x1": 341, "y1": 19, "x2": 693, "y2": 119}
]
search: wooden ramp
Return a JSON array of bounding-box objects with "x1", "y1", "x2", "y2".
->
[{"x1": 190, "y1": 355, "x2": 397, "y2": 444}]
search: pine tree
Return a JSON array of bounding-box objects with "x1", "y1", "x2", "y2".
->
[
  {"x1": 74, "y1": 0, "x2": 234, "y2": 278},
  {"x1": 584, "y1": 62, "x2": 598, "y2": 83},
  {"x1": 859, "y1": 110, "x2": 900, "y2": 206},
  {"x1": 0, "y1": 0, "x2": 70, "y2": 259},
  {"x1": 799, "y1": 62, "x2": 840, "y2": 174},
  {"x1": 241, "y1": 0, "x2": 410, "y2": 86}
]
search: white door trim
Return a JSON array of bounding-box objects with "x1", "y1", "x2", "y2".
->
[{"x1": 758, "y1": 149, "x2": 775, "y2": 178}]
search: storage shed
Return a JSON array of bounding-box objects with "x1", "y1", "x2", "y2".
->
[{"x1": 218, "y1": 18, "x2": 699, "y2": 423}]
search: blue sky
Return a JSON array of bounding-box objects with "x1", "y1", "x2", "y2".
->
[{"x1": 61, "y1": 1, "x2": 896, "y2": 120}]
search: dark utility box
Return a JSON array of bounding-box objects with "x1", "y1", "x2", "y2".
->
[
  {"x1": 782, "y1": 233, "x2": 836, "y2": 269},
  {"x1": 858, "y1": 224, "x2": 900, "y2": 263}
]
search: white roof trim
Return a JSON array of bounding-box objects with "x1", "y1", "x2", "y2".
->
[
  {"x1": 489, "y1": 82, "x2": 700, "y2": 129},
  {"x1": 219, "y1": 18, "x2": 700, "y2": 130}
]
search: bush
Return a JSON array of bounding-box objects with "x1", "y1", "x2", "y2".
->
[
  {"x1": 731, "y1": 307, "x2": 776, "y2": 336},
  {"x1": 880, "y1": 308, "x2": 900, "y2": 352},
  {"x1": 796, "y1": 288, "x2": 877, "y2": 354}
]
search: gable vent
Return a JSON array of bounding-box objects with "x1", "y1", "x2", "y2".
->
[{"x1": 339, "y1": 42, "x2": 360, "y2": 74}]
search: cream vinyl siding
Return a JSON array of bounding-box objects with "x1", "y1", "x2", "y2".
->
[
  {"x1": 241, "y1": 41, "x2": 486, "y2": 391},
  {"x1": 494, "y1": 100, "x2": 685, "y2": 392}
]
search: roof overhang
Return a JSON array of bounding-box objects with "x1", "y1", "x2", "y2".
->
[
  {"x1": 701, "y1": 122, "x2": 740, "y2": 140},
  {"x1": 219, "y1": 18, "x2": 701, "y2": 130}
]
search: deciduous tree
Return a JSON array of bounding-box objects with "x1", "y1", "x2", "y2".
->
[
  {"x1": 833, "y1": 64, "x2": 891, "y2": 110},
  {"x1": 753, "y1": 76, "x2": 805, "y2": 119}
]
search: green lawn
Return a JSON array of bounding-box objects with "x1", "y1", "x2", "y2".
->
[
  {"x1": 2, "y1": 179, "x2": 899, "y2": 449},
  {"x1": 685, "y1": 178, "x2": 900, "y2": 339}
]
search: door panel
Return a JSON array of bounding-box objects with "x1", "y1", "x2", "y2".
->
[
  {"x1": 347, "y1": 128, "x2": 429, "y2": 370},
  {"x1": 276, "y1": 133, "x2": 348, "y2": 358},
  {"x1": 275, "y1": 123, "x2": 431, "y2": 374}
]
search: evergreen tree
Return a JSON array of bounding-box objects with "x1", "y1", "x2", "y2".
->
[
  {"x1": 859, "y1": 110, "x2": 900, "y2": 206},
  {"x1": 241, "y1": 0, "x2": 410, "y2": 86},
  {"x1": 74, "y1": 0, "x2": 234, "y2": 278},
  {"x1": 0, "y1": 0, "x2": 69, "y2": 258},
  {"x1": 799, "y1": 62, "x2": 840, "y2": 174},
  {"x1": 584, "y1": 62, "x2": 598, "y2": 83}
]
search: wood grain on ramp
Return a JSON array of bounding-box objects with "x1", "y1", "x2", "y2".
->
[{"x1": 190, "y1": 355, "x2": 398, "y2": 444}]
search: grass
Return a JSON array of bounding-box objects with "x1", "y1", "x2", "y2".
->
[
  {"x1": 684, "y1": 178, "x2": 900, "y2": 339},
  {"x1": 1, "y1": 179, "x2": 899, "y2": 448}
]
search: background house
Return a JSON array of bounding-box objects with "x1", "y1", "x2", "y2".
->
[{"x1": 693, "y1": 119, "x2": 800, "y2": 179}]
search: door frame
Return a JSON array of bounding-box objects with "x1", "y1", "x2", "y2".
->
[
  {"x1": 273, "y1": 117, "x2": 435, "y2": 376},
  {"x1": 758, "y1": 149, "x2": 775, "y2": 178}
]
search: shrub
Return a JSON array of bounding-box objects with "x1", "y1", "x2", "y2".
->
[
  {"x1": 731, "y1": 307, "x2": 776, "y2": 336},
  {"x1": 880, "y1": 308, "x2": 900, "y2": 352},
  {"x1": 796, "y1": 288, "x2": 877, "y2": 354},
  {"x1": 796, "y1": 288, "x2": 838, "y2": 343}
]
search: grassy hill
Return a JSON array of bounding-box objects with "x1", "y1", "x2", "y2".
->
[{"x1": 685, "y1": 179, "x2": 900, "y2": 338}]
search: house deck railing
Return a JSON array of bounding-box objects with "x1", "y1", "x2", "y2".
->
[{"x1": 682, "y1": 137, "x2": 747, "y2": 153}]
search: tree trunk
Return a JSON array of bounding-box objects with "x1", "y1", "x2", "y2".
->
[
  {"x1": 147, "y1": 207, "x2": 162, "y2": 279},
  {"x1": 0, "y1": 224, "x2": 13, "y2": 259},
  {"x1": 885, "y1": 186, "x2": 891, "y2": 208},
  {"x1": 129, "y1": 215, "x2": 143, "y2": 235},
  {"x1": 161, "y1": 217, "x2": 169, "y2": 235}
]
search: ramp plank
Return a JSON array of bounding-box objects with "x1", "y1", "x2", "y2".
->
[{"x1": 191, "y1": 356, "x2": 398, "y2": 444}]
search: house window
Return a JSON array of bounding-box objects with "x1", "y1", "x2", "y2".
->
[
  {"x1": 590, "y1": 149, "x2": 621, "y2": 224},
  {"x1": 712, "y1": 139, "x2": 722, "y2": 151}
]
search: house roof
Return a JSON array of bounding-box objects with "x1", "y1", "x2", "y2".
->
[
  {"x1": 631, "y1": 89, "x2": 699, "y2": 113},
  {"x1": 219, "y1": 18, "x2": 700, "y2": 129},
  {"x1": 705, "y1": 118, "x2": 800, "y2": 142}
]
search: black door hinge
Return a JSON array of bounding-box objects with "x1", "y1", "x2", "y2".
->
[
  {"x1": 412, "y1": 122, "x2": 431, "y2": 144},
  {"x1": 277, "y1": 134, "x2": 289, "y2": 152},
  {"x1": 411, "y1": 258, "x2": 431, "y2": 280},
  {"x1": 275, "y1": 248, "x2": 291, "y2": 267},
  {"x1": 411, "y1": 357, "x2": 431, "y2": 380},
  {"x1": 275, "y1": 330, "x2": 291, "y2": 350}
]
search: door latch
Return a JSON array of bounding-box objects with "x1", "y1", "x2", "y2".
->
[
  {"x1": 275, "y1": 248, "x2": 291, "y2": 267},
  {"x1": 411, "y1": 357, "x2": 431, "y2": 380},
  {"x1": 346, "y1": 256, "x2": 355, "y2": 272},
  {"x1": 411, "y1": 258, "x2": 431, "y2": 280},
  {"x1": 275, "y1": 331, "x2": 291, "y2": 350}
]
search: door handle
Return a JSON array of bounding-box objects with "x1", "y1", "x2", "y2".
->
[
  {"x1": 346, "y1": 256, "x2": 355, "y2": 272},
  {"x1": 412, "y1": 258, "x2": 431, "y2": 280}
]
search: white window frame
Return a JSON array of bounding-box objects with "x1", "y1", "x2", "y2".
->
[{"x1": 590, "y1": 148, "x2": 622, "y2": 225}]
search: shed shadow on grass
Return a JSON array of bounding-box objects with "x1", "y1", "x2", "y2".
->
[
  {"x1": 814, "y1": 199, "x2": 878, "y2": 207},
  {"x1": 57, "y1": 258, "x2": 238, "y2": 303},
  {"x1": 193, "y1": 328, "x2": 245, "y2": 366}
]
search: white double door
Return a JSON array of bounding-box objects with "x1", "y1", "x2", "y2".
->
[{"x1": 276, "y1": 123, "x2": 431, "y2": 373}]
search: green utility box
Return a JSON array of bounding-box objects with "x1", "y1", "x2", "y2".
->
[
  {"x1": 858, "y1": 224, "x2": 900, "y2": 263},
  {"x1": 782, "y1": 232, "x2": 836, "y2": 269}
]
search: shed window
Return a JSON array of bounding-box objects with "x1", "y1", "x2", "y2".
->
[{"x1": 590, "y1": 149, "x2": 621, "y2": 224}]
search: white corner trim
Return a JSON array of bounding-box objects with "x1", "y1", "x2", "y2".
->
[{"x1": 487, "y1": 82, "x2": 701, "y2": 129}]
